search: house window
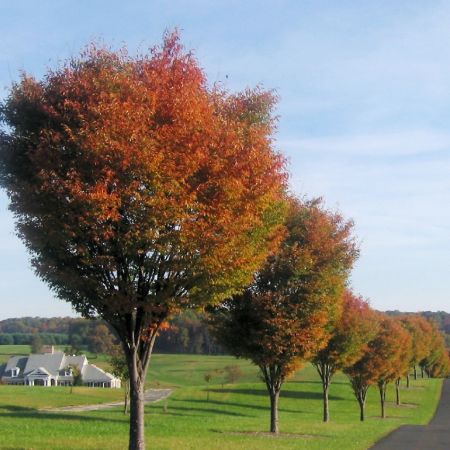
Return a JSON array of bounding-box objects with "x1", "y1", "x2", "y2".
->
[{"x1": 11, "y1": 367, "x2": 20, "y2": 378}]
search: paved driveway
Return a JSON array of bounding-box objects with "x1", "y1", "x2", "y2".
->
[
  {"x1": 41, "y1": 388, "x2": 173, "y2": 412},
  {"x1": 371, "y1": 379, "x2": 450, "y2": 450}
]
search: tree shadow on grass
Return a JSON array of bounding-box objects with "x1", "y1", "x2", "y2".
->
[
  {"x1": 209, "y1": 388, "x2": 344, "y2": 401},
  {"x1": 289, "y1": 379, "x2": 350, "y2": 386},
  {"x1": 0, "y1": 406, "x2": 126, "y2": 424},
  {"x1": 161, "y1": 404, "x2": 250, "y2": 417},
  {"x1": 173, "y1": 397, "x2": 306, "y2": 414},
  {"x1": 209, "y1": 429, "x2": 330, "y2": 439}
]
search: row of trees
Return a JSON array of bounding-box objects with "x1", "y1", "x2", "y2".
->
[
  {"x1": 208, "y1": 198, "x2": 450, "y2": 433},
  {"x1": 1, "y1": 32, "x2": 448, "y2": 448}
]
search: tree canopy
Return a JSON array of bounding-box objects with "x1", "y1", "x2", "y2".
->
[
  {"x1": 0, "y1": 32, "x2": 287, "y2": 450},
  {"x1": 210, "y1": 197, "x2": 358, "y2": 433}
]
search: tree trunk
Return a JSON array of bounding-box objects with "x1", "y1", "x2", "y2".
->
[
  {"x1": 129, "y1": 361, "x2": 146, "y2": 450},
  {"x1": 414, "y1": 365, "x2": 417, "y2": 380},
  {"x1": 395, "y1": 378, "x2": 401, "y2": 406},
  {"x1": 379, "y1": 382, "x2": 387, "y2": 418},
  {"x1": 269, "y1": 390, "x2": 280, "y2": 434},
  {"x1": 121, "y1": 327, "x2": 157, "y2": 450},
  {"x1": 124, "y1": 381, "x2": 130, "y2": 414},
  {"x1": 356, "y1": 387, "x2": 367, "y2": 422},
  {"x1": 358, "y1": 396, "x2": 365, "y2": 421},
  {"x1": 421, "y1": 366, "x2": 424, "y2": 378},
  {"x1": 406, "y1": 374, "x2": 410, "y2": 388},
  {"x1": 314, "y1": 361, "x2": 333, "y2": 423},
  {"x1": 323, "y1": 383, "x2": 330, "y2": 423},
  {"x1": 261, "y1": 365, "x2": 282, "y2": 434}
]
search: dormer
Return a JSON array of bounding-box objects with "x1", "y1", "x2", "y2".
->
[{"x1": 10, "y1": 367, "x2": 20, "y2": 378}]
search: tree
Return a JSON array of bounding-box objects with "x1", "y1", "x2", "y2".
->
[
  {"x1": 344, "y1": 315, "x2": 412, "y2": 420},
  {"x1": 110, "y1": 354, "x2": 130, "y2": 414},
  {"x1": 312, "y1": 290, "x2": 379, "y2": 422},
  {"x1": 399, "y1": 315, "x2": 433, "y2": 385},
  {"x1": 400, "y1": 314, "x2": 432, "y2": 387},
  {"x1": 224, "y1": 365, "x2": 243, "y2": 384},
  {"x1": 31, "y1": 333, "x2": 43, "y2": 353},
  {"x1": 210, "y1": 198, "x2": 358, "y2": 434},
  {"x1": 420, "y1": 322, "x2": 448, "y2": 378},
  {"x1": 373, "y1": 318, "x2": 412, "y2": 418},
  {"x1": 87, "y1": 323, "x2": 118, "y2": 355},
  {"x1": 0, "y1": 33, "x2": 287, "y2": 450}
]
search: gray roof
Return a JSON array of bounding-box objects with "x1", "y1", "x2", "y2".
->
[
  {"x1": 5, "y1": 356, "x2": 28, "y2": 373},
  {"x1": 81, "y1": 364, "x2": 115, "y2": 382},
  {"x1": 3, "y1": 352, "x2": 119, "y2": 384},
  {"x1": 23, "y1": 352, "x2": 65, "y2": 376}
]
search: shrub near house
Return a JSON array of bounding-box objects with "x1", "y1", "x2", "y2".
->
[{"x1": 1, "y1": 346, "x2": 120, "y2": 388}]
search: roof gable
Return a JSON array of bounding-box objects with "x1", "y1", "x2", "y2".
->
[
  {"x1": 24, "y1": 352, "x2": 65, "y2": 375},
  {"x1": 28, "y1": 367, "x2": 52, "y2": 377}
]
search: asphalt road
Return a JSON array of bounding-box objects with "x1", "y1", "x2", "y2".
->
[{"x1": 371, "y1": 378, "x2": 450, "y2": 450}]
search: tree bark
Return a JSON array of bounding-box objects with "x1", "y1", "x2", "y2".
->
[
  {"x1": 323, "y1": 383, "x2": 330, "y2": 423},
  {"x1": 124, "y1": 380, "x2": 130, "y2": 414},
  {"x1": 269, "y1": 390, "x2": 280, "y2": 434},
  {"x1": 378, "y1": 382, "x2": 387, "y2": 418},
  {"x1": 357, "y1": 387, "x2": 368, "y2": 422},
  {"x1": 314, "y1": 361, "x2": 333, "y2": 422},
  {"x1": 406, "y1": 374, "x2": 410, "y2": 388},
  {"x1": 261, "y1": 365, "x2": 282, "y2": 434},
  {"x1": 395, "y1": 378, "x2": 401, "y2": 406},
  {"x1": 414, "y1": 365, "x2": 417, "y2": 380},
  {"x1": 129, "y1": 353, "x2": 146, "y2": 450},
  {"x1": 114, "y1": 315, "x2": 159, "y2": 450},
  {"x1": 358, "y1": 396, "x2": 365, "y2": 421}
]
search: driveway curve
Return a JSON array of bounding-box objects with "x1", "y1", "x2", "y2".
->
[
  {"x1": 370, "y1": 378, "x2": 450, "y2": 450},
  {"x1": 40, "y1": 388, "x2": 173, "y2": 413}
]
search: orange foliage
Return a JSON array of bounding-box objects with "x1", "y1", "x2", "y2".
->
[{"x1": 0, "y1": 32, "x2": 287, "y2": 322}]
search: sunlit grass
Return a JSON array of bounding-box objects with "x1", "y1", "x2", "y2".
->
[{"x1": 0, "y1": 346, "x2": 443, "y2": 449}]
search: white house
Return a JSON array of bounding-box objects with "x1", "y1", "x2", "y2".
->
[{"x1": 1, "y1": 347, "x2": 121, "y2": 388}]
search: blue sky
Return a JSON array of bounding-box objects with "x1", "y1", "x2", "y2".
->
[{"x1": 1, "y1": 0, "x2": 449, "y2": 318}]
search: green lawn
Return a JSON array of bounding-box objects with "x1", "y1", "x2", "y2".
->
[{"x1": 0, "y1": 346, "x2": 443, "y2": 449}]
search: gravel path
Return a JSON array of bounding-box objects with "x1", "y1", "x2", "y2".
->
[
  {"x1": 370, "y1": 378, "x2": 450, "y2": 450},
  {"x1": 40, "y1": 388, "x2": 173, "y2": 413}
]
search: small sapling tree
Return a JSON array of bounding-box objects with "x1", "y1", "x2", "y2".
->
[{"x1": 110, "y1": 354, "x2": 130, "y2": 414}]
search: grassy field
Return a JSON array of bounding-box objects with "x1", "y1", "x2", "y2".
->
[{"x1": 0, "y1": 346, "x2": 443, "y2": 449}]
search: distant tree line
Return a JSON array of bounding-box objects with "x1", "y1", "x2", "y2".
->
[
  {"x1": 0, "y1": 309, "x2": 449, "y2": 357},
  {"x1": 386, "y1": 310, "x2": 450, "y2": 347},
  {"x1": 0, "y1": 312, "x2": 224, "y2": 355}
]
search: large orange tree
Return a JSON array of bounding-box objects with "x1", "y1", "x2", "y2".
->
[
  {"x1": 0, "y1": 33, "x2": 287, "y2": 450},
  {"x1": 210, "y1": 197, "x2": 358, "y2": 434}
]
